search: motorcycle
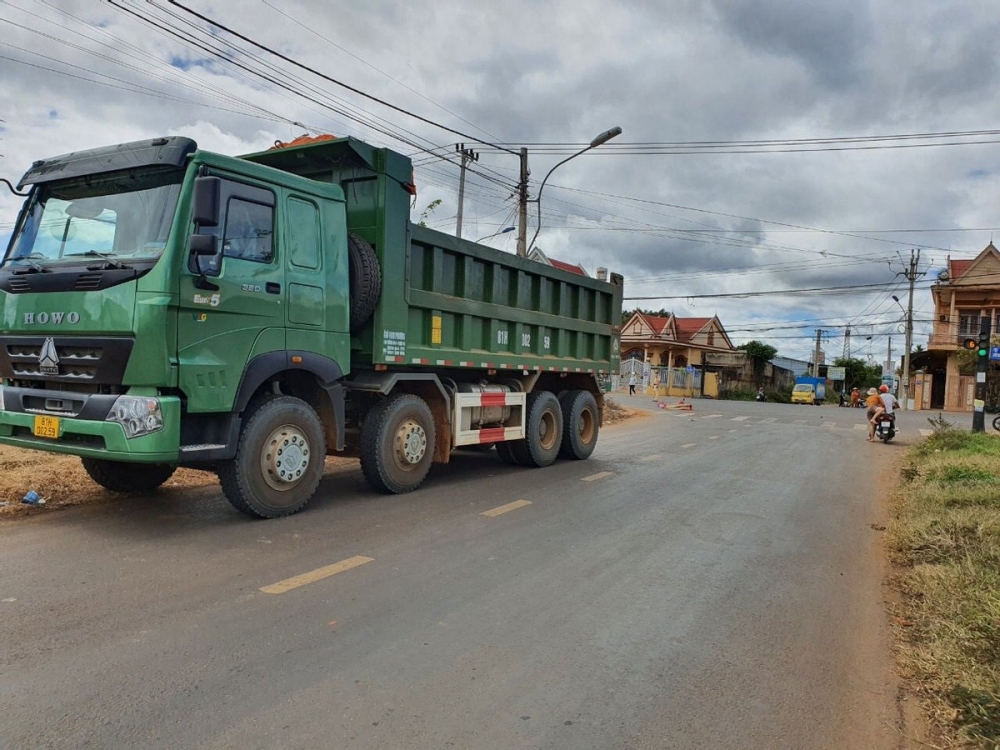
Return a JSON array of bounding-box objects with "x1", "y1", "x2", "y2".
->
[
  {"x1": 874, "y1": 412, "x2": 896, "y2": 443},
  {"x1": 993, "y1": 414, "x2": 1000, "y2": 432}
]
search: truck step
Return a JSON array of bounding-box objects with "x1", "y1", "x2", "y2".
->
[{"x1": 180, "y1": 444, "x2": 227, "y2": 453}]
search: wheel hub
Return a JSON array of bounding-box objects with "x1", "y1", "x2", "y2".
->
[
  {"x1": 261, "y1": 425, "x2": 311, "y2": 491},
  {"x1": 395, "y1": 418, "x2": 427, "y2": 466}
]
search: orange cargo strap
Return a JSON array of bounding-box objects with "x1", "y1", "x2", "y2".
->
[{"x1": 269, "y1": 133, "x2": 337, "y2": 150}]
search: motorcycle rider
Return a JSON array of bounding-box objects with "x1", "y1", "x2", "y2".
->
[
  {"x1": 865, "y1": 387, "x2": 881, "y2": 441},
  {"x1": 869, "y1": 384, "x2": 900, "y2": 441}
]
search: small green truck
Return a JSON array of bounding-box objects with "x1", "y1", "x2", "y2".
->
[{"x1": 0, "y1": 135, "x2": 622, "y2": 517}]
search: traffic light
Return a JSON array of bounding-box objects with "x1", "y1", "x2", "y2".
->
[
  {"x1": 978, "y1": 329, "x2": 991, "y2": 359},
  {"x1": 965, "y1": 338, "x2": 978, "y2": 351}
]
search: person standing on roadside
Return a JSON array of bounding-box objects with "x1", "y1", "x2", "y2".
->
[{"x1": 628, "y1": 372, "x2": 637, "y2": 396}]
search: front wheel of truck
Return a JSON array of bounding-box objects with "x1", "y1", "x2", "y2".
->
[
  {"x1": 218, "y1": 395, "x2": 326, "y2": 519},
  {"x1": 360, "y1": 394, "x2": 435, "y2": 494},
  {"x1": 81, "y1": 458, "x2": 176, "y2": 493}
]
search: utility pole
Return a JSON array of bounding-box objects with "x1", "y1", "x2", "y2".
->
[
  {"x1": 900, "y1": 249, "x2": 922, "y2": 411},
  {"x1": 454, "y1": 144, "x2": 478, "y2": 239},
  {"x1": 886, "y1": 336, "x2": 892, "y2": 374},
  {"x1": 813, "y1": 329, "x2": 823, "y2": 377},
  {"x1": 516, "y1": 147, "x2": 529, "y2": 257},
  {"x1": 843, "y1": 326, "x2": 851, "y2": 360}
]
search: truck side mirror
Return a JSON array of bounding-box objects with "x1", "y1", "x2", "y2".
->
[
  {"x1": 192, "y1": 176, "x2": 220, "y2": 227},
  {"x1": 189, "y1": 234, "x2": 217, "y2": 256}
]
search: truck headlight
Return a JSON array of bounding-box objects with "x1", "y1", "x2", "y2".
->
[{"x1": 107, "y1": 396, "x2": 163, "y2": 439}]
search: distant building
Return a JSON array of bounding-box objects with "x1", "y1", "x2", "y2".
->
[
  {"x1": 922, "y1": 242, "x2": 1000, "y2": 410},
  {"x1": 527, "y1": 247, "x2": 588, "y2": 276},
  {"x1": 619, "y1": 312, "x2": 734, "y2": 397}
]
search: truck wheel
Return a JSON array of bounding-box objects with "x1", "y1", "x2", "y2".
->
[
  {"x1": 81, "y1": 458, "x2": 175, "y2": 493},
  {"x1": 510, "y1": 391, "x2": 563, "y2": 468},
  {"x1": 558, "y1": 390, "x2": 599, "y2": 460},
  {"x1": 348, "y1": 233, "x2": 381, "y2": 333},
  {"x1": 218, "y1": 395, "x2": 326, "y2": 518},
  {"x1": 360, "y1": 394, "x2": 435, "y2": 494},
  {"x1": 495, "y1": 440, "x2": 525, "y2": 466}
]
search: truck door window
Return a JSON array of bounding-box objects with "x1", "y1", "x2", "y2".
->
[{"x1": 223, "y1": 197, "x2": 274, "y2": 263}]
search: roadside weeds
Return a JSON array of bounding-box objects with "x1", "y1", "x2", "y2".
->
[{"x1": 887, "y1": 423, "x2": 1000, "y2": 748}]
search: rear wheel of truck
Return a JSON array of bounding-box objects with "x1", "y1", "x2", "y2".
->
[
  {"x1": 218, "y1": 395, "x2": 326, "y2": 519},
  {"x1": 348, "y1": 233, "x2": 381, "y2": 333},
  {"x1": 81, "y1": 458, "x2": 176, "y2": 493},
  {"x1": 509, "y1": 391, "x2": 563, "y2": 468},
  {"x1": 360, "y1": 394, "x2": 435, "y2": 494},
  {"x1": 558, "y1": 390, "x2": 600, "y2": 460},
  {"x1": 495, "y1": 440, "x2": 525, "y2": 466}
]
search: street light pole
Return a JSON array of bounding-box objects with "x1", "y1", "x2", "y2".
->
[
  {"x1": 893, "y1": 248, "x2": 921, "y2": 411},
  {"x1": 519, "y1": 126, "x2": 622, "y2": 257},
  {"x1": 475, "y1": 226, "x2": 515, "y2": 243}
]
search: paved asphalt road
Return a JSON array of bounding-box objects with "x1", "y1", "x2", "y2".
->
[{"x1": 1, "y1": 398, "x2": 917, "y2": 749}]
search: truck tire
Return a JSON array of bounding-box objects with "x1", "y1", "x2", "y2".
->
[
  {"x1": 509, "y1": 391, "x2": 563, "y2": 468},
  {"x1": 495, "y1": 440, "x2": 525, "y2": 466},
  {"x1": 360, "y1": 394, "x2": 435, "y2": 494},
  {"x1": 348, "y1": 233, "x2": 381, "y2": 333},
  {"x1": 81, "y1": 458, "x2": 175, "y2": 493},
  {"x1": 558, "y1": 390, "x2": 599, "y2": 460},
  {"x1": 218, "y1": 395, "x2": 326, "y2": 518}
]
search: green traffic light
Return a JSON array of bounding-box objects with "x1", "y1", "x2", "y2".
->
[{"x1": 979, "y1": 348, "x2": 988, "y2": 357}]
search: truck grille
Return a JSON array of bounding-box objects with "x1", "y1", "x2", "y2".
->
[
  {"x1": 7, "y1": 343, "x2": 103, "y2": 379},
  {"x1": 0, "y1": 336, "x2": 134, "y2": 385}
]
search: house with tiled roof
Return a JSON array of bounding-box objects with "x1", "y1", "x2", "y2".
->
[
  {"x1": 620, "y1": 311, "x2": 734, "y2": 396},
  {"x1": 921, "y1": 242, "x2": 1000, "y2": 410},
  {"x1": 527, "y1": 248, "x2": 588, "y2": 276}
]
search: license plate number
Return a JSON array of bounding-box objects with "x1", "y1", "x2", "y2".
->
[{"x1": 33, "y1": 415, "x2": 60, "y2": 439}]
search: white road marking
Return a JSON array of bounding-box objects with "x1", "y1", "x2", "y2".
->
[
  {"x1": 731, "y1": 416, "x2": 750, "y2": 421},
  {"x1": 760, "y1": 417, "x2": 777, "y2": 423},
  {"x1": 681, "y1": 443, "x2": 697, "y2": 449},
  {"x1": 794, "y1": 419, "x2": 808, "y2": 424},
  {"x1": 641, "y1": 454, "x2": 663, "y2": 462},
  {"x1": 708, "y1": 436, "x2": 719, "y2": 440},
  {"x1": 703, "y1": 414, "x2": 722, "y2": 419}
]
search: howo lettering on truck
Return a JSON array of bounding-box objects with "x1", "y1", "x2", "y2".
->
[{"x1": 0, "y1": 136, "x2": 622, "y2": 518}]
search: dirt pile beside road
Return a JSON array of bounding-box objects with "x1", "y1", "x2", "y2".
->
[{"x1": 0, "y1": 445, "x2": 216, "y2": 517}]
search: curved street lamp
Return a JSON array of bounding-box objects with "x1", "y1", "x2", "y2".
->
[
  {"x1": 476, "y1": 226, "x2": 516, "y2": 243},
  {"x1": 526, "y1": 126, "x2": 622, "y2": 254}
]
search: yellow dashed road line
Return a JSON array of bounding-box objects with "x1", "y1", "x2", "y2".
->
[
  {"x1": 681, "y1": 443, "x2": 697, "y2": 449},
  {"x1": 581, "y1": 471, "x2": 614, "y2": 482},
  {"x1": 260, "y1": 555, "x2": 374, "y2": 595},
  {"x1": 481, "y1": 499, "x2": 532, "y2": 517}
]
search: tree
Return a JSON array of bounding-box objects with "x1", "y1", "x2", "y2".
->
[
  {"x1": 834, "y1": 357, "x2": 882, "y2": 390},
  {"x1": 737, "y1": 340, "x2": 777, "y2": 362}
]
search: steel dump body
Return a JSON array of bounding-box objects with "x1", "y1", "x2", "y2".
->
[{"x1": 242, "y1": 138, "x2": 623, "y2": 376}]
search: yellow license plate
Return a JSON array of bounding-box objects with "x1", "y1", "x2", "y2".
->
[{"x1": 33, "y1": 415, "x2": 60, "y2": 439}]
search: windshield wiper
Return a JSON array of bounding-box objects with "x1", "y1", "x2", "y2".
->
[
  {"x1": 68, "y1": 250, "x2": 130, "y2": 269},
  {"x1": 6, "y1": 254, "x2": 50, "y2": 273}
]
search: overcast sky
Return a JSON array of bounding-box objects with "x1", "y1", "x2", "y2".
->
[{"x1": 3, "y1": 0, "x2": 1000, "y2": 364}]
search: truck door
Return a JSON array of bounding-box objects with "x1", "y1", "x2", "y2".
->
[{"x1": 177, "y1": 179, "x2": 285, "y2": 413}]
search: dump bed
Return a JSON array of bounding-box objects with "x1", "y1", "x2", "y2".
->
[{"x1": 243, "y1": 137, "x2": 623, "y2": 376}]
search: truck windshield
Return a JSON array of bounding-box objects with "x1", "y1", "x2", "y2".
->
[
  {"x1": 793, "y1": 384, "x2": 812, "y2": 392},
  {"x1": 2, "y1": 169, "x2": 183, "y2": 269}
]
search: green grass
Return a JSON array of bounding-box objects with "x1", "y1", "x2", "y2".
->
[{"x1": 888, "y1": 427, "x2": 1000, "y2": 747}]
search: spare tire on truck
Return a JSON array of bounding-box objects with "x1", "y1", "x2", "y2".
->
[{"x1": 348, "y1": 233, "x2": 381, "y2": 333}]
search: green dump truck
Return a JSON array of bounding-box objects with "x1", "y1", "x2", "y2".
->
[{"x1": 0, "y1": 135, "x2": 623, "y2": 517}]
